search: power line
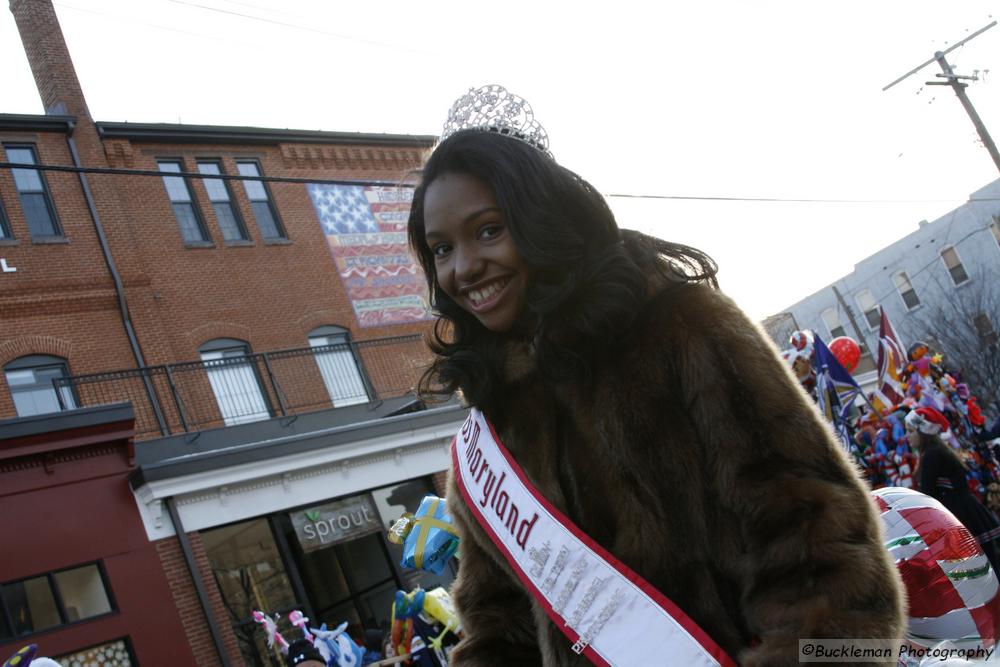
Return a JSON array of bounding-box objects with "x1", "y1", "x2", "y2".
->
[
  {"x1": 603, "y1": 192, "x2": 983, "y2": 204},
  {"x1": 0, "y1": 161, "x2": 409, "y2": 188},
  {"x1": 2, "y1": 161, "x2": 997, "y2": 205},
  {"x1": 164, "y1": 0, "x2": 437, "y2": 57}
]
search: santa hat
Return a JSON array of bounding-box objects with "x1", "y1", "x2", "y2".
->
[{"x1": 905, "y1": 407, "x2": 951, "y2": 436}]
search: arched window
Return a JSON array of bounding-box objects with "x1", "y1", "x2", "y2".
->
[
  {"x1": 308, "y1": 326, "x2": 369, "y2": 407},
  {"x1": 199, "y1": 339, "x2": 270, "y2": 426},
  {"x1": 4, "y1": 354, "x2": 77, "y2": 417}
]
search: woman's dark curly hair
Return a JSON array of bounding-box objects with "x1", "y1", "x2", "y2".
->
[{"x1": 408, "y1": 129, "x2": 718, "y2": 411}]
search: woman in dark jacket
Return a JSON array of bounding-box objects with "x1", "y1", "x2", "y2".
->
[{"x1": 909, "y1": 406, "x2": 1000, "y2": 571}]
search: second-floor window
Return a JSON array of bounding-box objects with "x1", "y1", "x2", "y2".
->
[
  {"x1": 893, "y1": 272, "x2": 920, "y2": 310},
  {"x1": 4, "y1": 145, "x2": 61, "y2": 238},
  {"x1": 3, "y1": 355, "x2": 77, "y2": 417},
  {"x1": 854, "y1": 289, "x2": 880, "y2": 330},
  {"x1": 158, "y1": 161, "x2": 209, "y2": 243},
  {"x1": 308, "y1": 326, "x2": 369, "y2": 407},
  {"x1": 940, "y1": 246, "x2": 969, "y2": 286},
  {"x1": 197, "y1": 161, "x2": 248, "y2": 242},
  {"x1": 237, "y1": 161, "x2": 286, "y2": 240},
  {"x1": 199, "y1": 339, "x2": 270, "y2": 426},
  {"x1": 821, "y1": 307, "x2": 846, "y2": 339}
]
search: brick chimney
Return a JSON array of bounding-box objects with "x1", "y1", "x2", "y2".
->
[{"x1": 10, "y1": 0, "x2": 91, "y2": 119}]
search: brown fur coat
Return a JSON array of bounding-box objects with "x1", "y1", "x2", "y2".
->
[{"x1": 444, "y1": 279, "x2": 906, "y2": 666}]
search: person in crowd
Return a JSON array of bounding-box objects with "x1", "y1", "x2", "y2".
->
[
  {"x1": 285, "y1": 638, "x2": 326, "y2": 667},
  {"x1": 408, "y1": 85, "x2": 905, "y2": 666},
  {"x1": 909, "y1": 406, "x2": 1000, "y2": 571}
]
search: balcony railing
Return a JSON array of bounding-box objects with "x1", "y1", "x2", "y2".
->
[{"x1": 53, "y1": 334, "x2": 431, "y2": 440}]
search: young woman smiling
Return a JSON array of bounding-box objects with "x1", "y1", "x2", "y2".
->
[{"x1": 407, "y1": 87, "x2": 905, "y2": 667}]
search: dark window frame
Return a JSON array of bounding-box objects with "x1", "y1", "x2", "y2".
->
[
  {"x1": 196, "y1": 159, "x2": 250, "y2": 242},
  {"x1": 236, "y1": 159, "x2": 287, "y2": 240},
  {"x1": 0, "y1": 196, "x2": 12, "y2": 239},
  {"x1": 0, "y1": 561, "x2": 116, "y2": 641},
  {"x1": 3, "y1": 354, "x2": 79, "y2": 416},
  {"x1": 157, "y1": 158, "x2": 211, "y2": 244},
  {"x1": 3, "y1": 143, "x2": 63, "y2": 239},
  {"x1": 940, "y1": 246, "x2": 970, "y2": 286},
  {"x1": 894, "y1": 271, "x2": 920, "y2": 311}
]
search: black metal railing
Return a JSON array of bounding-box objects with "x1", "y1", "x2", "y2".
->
[{"x1": 53, "y1": 334, "x2": 430, "y2": 440}]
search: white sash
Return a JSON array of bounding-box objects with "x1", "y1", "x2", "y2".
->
[{"x1": 452, "y1": 409, "x2": 736, "y2": 667}]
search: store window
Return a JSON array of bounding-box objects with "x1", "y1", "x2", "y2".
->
[
  {"x1": 202, "y1": 518, "x2": 299, "y2": 667},
  {"x1": 158, "y1": 160, "x2": 209, "y2": 243},
  {"x1": 55, "y1": 638, "x2": 135, "y2": 667},
  {"x1": 237, "y1": 161, "x2": 286, "y2": 240},
  {"x1": 308, "y1": 326, "x2": 369, "y2": 407},
  {"x1": 854, "y1": 289, "x2": 880, "y2": 330},
  {"x1": 1, "y1": 563, "x2": 113, "y2": 640},
  {"x1": 893, "y1": 272, "x2": 920, "y2": 310},
  {"x1": 197, "y1": 161, "x2": 249, "y2": 242},
  {"x1": 940, "y1": 246, "x2": 969, "y2": 286},
  {"x1": 199, "y1": 338, "x2": 270, "y2": 426},
  {"x1": 821, "y1": 308, "x2": 846, "y2": 339},
  {"x1": 4, "y1": 144, "x2": 61, "y2": 238},
  {"x1": 283, "y1": 493, "x2": 401, "y2": 638},
  {"x1": 4, "y1": 354, "x2": 77, "y2": 417}
]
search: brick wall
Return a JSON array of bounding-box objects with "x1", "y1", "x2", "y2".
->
[{"x1": 155, "y1": 535, "x2": 245, "y2": 667}]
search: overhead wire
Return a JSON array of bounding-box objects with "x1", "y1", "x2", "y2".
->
[
  {"x1": 1, "y1": 161, "x2": 997, "y2": 205},
  {"x1": 164, "y1": 0, "x2": 438, "y2": 57}
]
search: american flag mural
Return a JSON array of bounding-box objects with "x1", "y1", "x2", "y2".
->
[{"x1": 308, "y1": 184, "x2": 432, "y2": 327}]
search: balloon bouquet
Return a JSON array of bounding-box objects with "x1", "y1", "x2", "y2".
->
[
  {"x1": 387, "y1": 495, "x2": 463, "y2": 666},
  {"x1": 252, "y1": 609, "x2": 366, "y2": 667}
]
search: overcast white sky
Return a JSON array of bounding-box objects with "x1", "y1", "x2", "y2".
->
[{"x1": 2, "y1": 0, "x2": 998, "y2": 319}]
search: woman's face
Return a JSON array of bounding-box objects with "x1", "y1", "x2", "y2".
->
[
  {"x1": 422, "y1": 172, "x2": 529, "y2": 333},
  {"x1": 907, "y1": 427, "x2": 921, "y2": 450}
]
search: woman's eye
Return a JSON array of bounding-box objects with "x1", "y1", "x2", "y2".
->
[
  {"x1": 432, "y1": 243, "x2": 451, "y2": 257},
  {"x1": 479, "y1": 224, "x2": 503, "y2": 240}
]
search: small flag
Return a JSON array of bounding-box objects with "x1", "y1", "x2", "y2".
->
[
  {"x1": 874, "y1": 306, "x2": 907, "y2": 411},
  {"x1": 814, "y1": 333, "x2": 863, "y2": 451}
]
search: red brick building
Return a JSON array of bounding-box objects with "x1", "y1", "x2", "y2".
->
[{"x1": 0, "y1": 1, "x2": 462, "y2": 664}]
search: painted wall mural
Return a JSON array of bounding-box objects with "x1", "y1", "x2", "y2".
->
[{"x1": 308, "y1": 184, "x2": 431, "y2": 327}]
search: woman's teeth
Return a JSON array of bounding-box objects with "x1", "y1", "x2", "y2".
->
[{"x1": 469, "y1": 279, "x2": 508, "y2": 306}]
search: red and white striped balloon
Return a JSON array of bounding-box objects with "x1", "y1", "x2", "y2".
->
[{"x1": 873, "y1": 487, "x2": 1000, "y2": 654}]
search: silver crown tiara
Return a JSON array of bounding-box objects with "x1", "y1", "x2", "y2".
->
[{"x1": 440, "y1": 84, "x2": 551, "y2": 155}]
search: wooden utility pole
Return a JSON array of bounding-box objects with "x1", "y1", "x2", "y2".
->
[{"x1": 884, "y1": 21, "x2": 1000, "y2": 175}]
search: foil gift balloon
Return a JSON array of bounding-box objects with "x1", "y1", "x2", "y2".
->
[
  {"x1": 789, "y1": 329, "x2": 813, "y2": 352},
  {"x1": 829, "y1": 336, "x2": 861, "y2": 373},
  {"x1": 873, "y1": 487, "x2": 1000, "y2": 652}
]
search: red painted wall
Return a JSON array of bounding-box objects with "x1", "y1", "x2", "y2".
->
[{"x1": 0, "y1": 417, "x2": 197, "y2": 664}]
